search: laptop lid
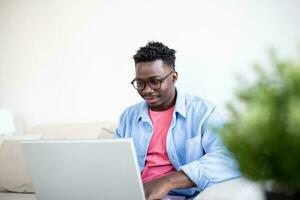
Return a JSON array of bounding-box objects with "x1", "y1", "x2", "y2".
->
[{"x1": 21, "y1": 139, "x2": 145, "y2": 200}]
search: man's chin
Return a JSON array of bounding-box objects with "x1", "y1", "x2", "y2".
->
[{"x1": 147, "y1": 102, "x2": 161, "y2": 110}]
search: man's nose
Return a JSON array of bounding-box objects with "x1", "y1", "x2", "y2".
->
[{"x1": 142, "y1": 83, "x2": 153, "y2": 94}]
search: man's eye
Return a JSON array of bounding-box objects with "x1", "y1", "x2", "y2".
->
[
  {"x1": 136, "y1": 80, "x2": 144, "y2": 86},
  {"x1": 149, "y1": 79, "x2": 160, "y2": 85}
]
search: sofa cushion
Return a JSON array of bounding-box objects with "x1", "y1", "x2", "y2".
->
[
  {"x1": 98, "y1": 122, "x2": 118, "y2": 139},
  {"x1": 0, "y1": 135, "x2": 42, "y2": 193}
]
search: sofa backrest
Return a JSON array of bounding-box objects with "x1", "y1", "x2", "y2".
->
[{"x1": 28, "y1": 122, "x2": 117, "y2": 139}]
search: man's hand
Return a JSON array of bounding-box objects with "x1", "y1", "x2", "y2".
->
[
  {"x1": 143, "y1": 176, "x2": 172, "y2": 200},
  {"x1": 143, "y1": 171, "x2": 196, "y2": 200}
]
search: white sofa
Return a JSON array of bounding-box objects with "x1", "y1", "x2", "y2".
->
[{"x1": 0, "y1": 122, "x2": 265, "y2": 200}]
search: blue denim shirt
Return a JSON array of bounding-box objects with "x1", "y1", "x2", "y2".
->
[{"x1": 113, "y1": 88, "x2": 240, "y2": 197}]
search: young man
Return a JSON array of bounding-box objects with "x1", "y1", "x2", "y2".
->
[{"x1": 114, "y1": 42, "x2": 240, "y2": 200}]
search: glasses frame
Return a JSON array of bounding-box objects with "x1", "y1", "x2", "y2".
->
[{"x1": 131, "y1": 71, "x2": 174, "y2": 91}]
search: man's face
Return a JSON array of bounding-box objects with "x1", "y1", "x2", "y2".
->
[{"x1": 134, "y1": 59, "x2": 177, "y2": 111}]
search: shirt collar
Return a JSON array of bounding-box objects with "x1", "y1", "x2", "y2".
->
[
  {"x1": 137, "y1": 87, "x2": 186, "y2": 122},
  {"x1": 138, "y1": 102, "x2": 149, "y2": 122},
  {"x1": 174, "y1": 88, "x2": 186, "y2": 118}
]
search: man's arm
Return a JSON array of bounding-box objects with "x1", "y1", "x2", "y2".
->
[
  {"x1": 178, "y1": 108, "x2": 240, "y2": 191},
  {"x1": 143, "y1": 170, "x2": 196, "y2": 200}
]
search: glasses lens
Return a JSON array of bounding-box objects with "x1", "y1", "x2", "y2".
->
[
  {"x1": 148, "y1": 79, "x2": 161, "y2": 90},
  {"x1": 133, "y1": 79, "x2": 145, "y2": 90}
]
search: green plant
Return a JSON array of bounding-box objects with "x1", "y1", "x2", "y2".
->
[{"x1": 221, "y1": 49, "x2": 300, "y2": 192}]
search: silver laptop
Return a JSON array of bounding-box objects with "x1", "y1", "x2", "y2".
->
[{"x1": 21, "y1": 139, "x2": 146, "y2": 200}]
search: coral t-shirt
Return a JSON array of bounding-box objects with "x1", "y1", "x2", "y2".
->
[{"x1": 141, "y1": 106, "x2": 176, "y2": 182}]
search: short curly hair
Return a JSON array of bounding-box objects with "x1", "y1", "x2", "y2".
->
[{"x1": 133, "y1": 41, "x2": 176, "y2": 68}]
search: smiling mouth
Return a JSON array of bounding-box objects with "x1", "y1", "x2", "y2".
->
[
  {"x1": 144, "y1": 96, "x2": 159, "y2": 103},
  {"x1": 144, "y1": 95, "x2": 159, "y2": 100}
]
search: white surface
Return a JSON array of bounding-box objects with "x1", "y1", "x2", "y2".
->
[
  {"x1": 0, "y1": 109, "x2": 16, "y2": 136},
  {"x1": 162, "y1": 195, "x2": 185, "y2": 200},
  {"x1": 0, "y1": 192, "x2": 36, "y2": 200},
  {"x1": 195, "y1": 177, "x2": 265, "y2": 200},
  {"x1": 21, "y1": 139, "x2": 145, "y2": 200}
]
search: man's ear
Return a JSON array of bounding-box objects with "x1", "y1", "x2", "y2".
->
[{"x1": 172, "y1": 71, "x2": 178, "y2": 83}]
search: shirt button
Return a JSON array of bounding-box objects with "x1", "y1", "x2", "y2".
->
[
  {"x1": 143, "y1": 123, "x2": 152, "y2": 132},
  {"x1": 146, "y1": 127, "x2": 152, "y2": 132},
  {"x1": 140, "y1": 154, "x2": 145, "y2": 159}
]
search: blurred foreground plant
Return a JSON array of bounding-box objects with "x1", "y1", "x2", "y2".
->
[{"x1": 221, "y1": 49, "x2": 300, "y2": 192}]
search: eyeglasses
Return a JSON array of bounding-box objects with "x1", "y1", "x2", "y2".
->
[{"x1": 131, "y1": 71, "x2": 174, "y2": 91}]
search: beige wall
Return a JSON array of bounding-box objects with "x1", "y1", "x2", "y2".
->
[{"x1": 1, "y1": 0, "x2": 300, "y2": 134}]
